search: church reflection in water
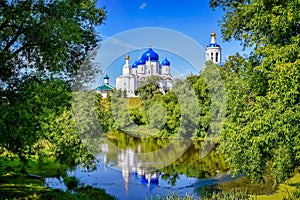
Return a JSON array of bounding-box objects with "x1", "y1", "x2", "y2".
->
[{"x1": 101, "y1": 144, "x2": 160, "y2": 192}]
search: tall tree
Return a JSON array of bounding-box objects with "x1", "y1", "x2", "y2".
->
[
  {"x1": 210, "y1": 0, "x2": 300, "y2": 182},
  {"x1": 0, "y1": 0, "x2": 106, "y2": 89},
  {"x1": 0, "y1": 0, "x2": 106, "y2": 165}
]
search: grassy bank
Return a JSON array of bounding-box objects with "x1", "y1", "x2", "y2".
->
[
  {"x1": 255, "y1": 173, "x2": 300, "y2": 200},
  {"x1": 215, "y1": 172, "x2": 300, "y2": 200},
  {"x1": 0, "y1": 154, "x2": 115, "y2": 200}
]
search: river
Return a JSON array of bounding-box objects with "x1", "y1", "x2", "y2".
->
[{"x1": 45, "y1": 131, "x2": 233, "y2": 199}]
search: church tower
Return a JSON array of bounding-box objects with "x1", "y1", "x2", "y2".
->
[
  {"x1": 103, "y1": 74, "x2": 109, "y2": 85},
  {"x1": 123, "y1": 55, "x2": 131, "y2": 75},
  {"x1": 206, "y1": 32, "x2": 221, "y2": 65}
]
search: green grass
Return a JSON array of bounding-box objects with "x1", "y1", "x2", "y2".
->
[
  {"x1": 215, "y1": 172, "x2": 300, "y2": 200},
  {"x1": 216, "y1": 174, "x2": 277, "y2": 195},
  {"x1": 151, "y1": 190, "x2": 251, "y2": 200},
  {"x1": 255, "y1": 173, "x2": 300, "y2": 200},
  {"x1": 0, "y1": 154, "x2": 115, "y2": 200}
]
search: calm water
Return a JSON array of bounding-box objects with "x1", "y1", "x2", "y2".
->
[{"x1": 45, "y1": 131, "x2": 234, "y2": 199}]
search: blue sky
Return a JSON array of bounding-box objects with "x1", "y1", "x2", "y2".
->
[
  {"x1": 97, "y1": 0, "x2": 223, "y2": 45},
  {"x1": 93, "y1": 0, "x2": 249, "y2": 87}
]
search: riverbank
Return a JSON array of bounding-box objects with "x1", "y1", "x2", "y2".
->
[
  {"x1": 255, "y1": 173, "x2": 300, "y2": 200},
  {"x1": 215, "y1": 172, "x2": 300, "y2": 199},
  {"x1": 0, "y1": 154, "x2": 115, "y2": 199}
]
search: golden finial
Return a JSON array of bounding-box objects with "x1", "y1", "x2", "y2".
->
[
  {"x1": 211, "y1": 27, "x2": 216, "y2": 37},
  {"x1": 125, "y1": 54, "x2": 130, "y2": 60}
]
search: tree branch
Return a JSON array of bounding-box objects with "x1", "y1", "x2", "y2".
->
[{"x1": 3, "y1": 22, "x2": 25, "y2": 52}]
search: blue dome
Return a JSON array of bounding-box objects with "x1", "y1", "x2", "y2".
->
[
  {"x1": 161, "y1": 58, "x2": 170, "y2": 66},
  {"x1": 137, "y1": 58, "x2": 146, "y2": 65},
  {"x1": 132, "y1": 61, "x2": 138, "y2": 68},
  {"x1": 142, "y1": 48, "x2": 159, "y2": 61},
  {"x1": 207, "y1": 43, "x2": 220, "y2": 48}
]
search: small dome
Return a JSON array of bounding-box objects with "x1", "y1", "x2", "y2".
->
[
  {"x1": 141, "y1": 48, "x2": 159, "y2": 61},
  {"x1": 137, "y1": 58, "x2": 145, "y2": 65},
  {"x1": 132, "y1": 61, "x2": 138, "y2": 68},
  {"x1": 161, "y1": 58, "x2": 170, "y2": 66},
  {"x1": 104, "y1": 74, "x2": 109, "y2": 79}
]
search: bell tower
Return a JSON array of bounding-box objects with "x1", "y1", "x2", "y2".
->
[
  {"x1": 122, "y1": 54, "x2": 131, "y2": 75},
  {"x1": 206, "y1": 32, "x2": 221, "y2": 65}
]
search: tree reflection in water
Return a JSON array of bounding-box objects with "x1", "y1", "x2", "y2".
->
[{"x1": 101, "y1": 131, "x2": 227, "y2": 189}]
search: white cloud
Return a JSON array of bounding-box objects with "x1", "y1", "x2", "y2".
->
[{"x1": 139, "y1": 2, "x2": 147, "y2": 10}]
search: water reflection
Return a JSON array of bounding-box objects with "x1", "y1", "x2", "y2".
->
[
  {"x1": 46, "y1": 131, "x2": 231, "y2": 199},
  {"x1": 107, "y1": 146, "x2": 161, "y2": 192}
]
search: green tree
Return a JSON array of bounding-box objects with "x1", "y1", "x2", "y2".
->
[
  {"x1": 0, "y1": 0, "x2": 106, "y2": 165},
  {"x1": 210, "y1": 0, "x2": 300, "y2": 182},
  {"x1": 0, "y1": 0, "x2": 106, "y2": 87},
  {"x1": 110, "y1": 93, "x2": 132, "y2": 129},
  {"x1": 0, "y1": 79, "x2": 93, "y2": 166},
  {"x1": 134, "y1": 75, "x2": 162, "y2": 102}
]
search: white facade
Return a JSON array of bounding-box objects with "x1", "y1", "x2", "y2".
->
[
  {"x1": 116, "y1": 48, "x2": 173, "y2": 97},
  {"x1": 206, "y1": 32, "x2": 222, "y2": 65}
]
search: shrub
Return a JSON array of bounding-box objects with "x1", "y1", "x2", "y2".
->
[{"x1": 64, "y1": 176, "x2": 78, "y2": 190}]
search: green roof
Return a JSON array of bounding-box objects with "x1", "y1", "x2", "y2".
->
[{"x1": 96, "y1": 84, "x2": 114, "y2": 91}]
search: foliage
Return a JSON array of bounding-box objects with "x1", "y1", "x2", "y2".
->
[
  {"x1": 210, "y1": 0, "x2": 300, "y2": 183},
  {"x1": 0, "y1": 79, "x2": 68, "y2": 162},
  {"x1": 151, "y1": 192, "x2": 196, "y2": 200},
  {"x1": 0, "y1": 0, "x2": 106, "y2": 167},
  {"x1": 201, "y1": 190, "x2": 250, "y2": 200},
  {"x1": 39, "y1": 187, "x2": 115, "y2": 200},
  {"x1": 209, "y1": 0, "x2": 299, "y2": 48},
  {"x1": 188, "y1": 61, "x2": 226, "y2": 139},
  {"x1": 110, "y1": 93, "x2": 132, "y2": 129},
  {"x1": 0, "y1": 0, "x2": 106, "y2": 88},
  {"x1": 0, "y1": 79, "x2": 94, "y2": 167},
  {"x1": 112, "y1": 64, "x2": 225, "y2": 140},
  {"x1": 64, "y1": 176, "x2": 78, "y2": 190},
  {"x1": 133, "y1": 75, "x2": 201, "y2": 138},
  {"x1": 73, "y1": 186, "x2": 115, "y2": 200},
  {"x1": 152, "y1": 190, "x2": 250, "y2": 200},
  {"x1": 0, "y1": 155, "x2": 114, "y2": 199},
  {"x1": 134, "y1": 75, "x2": 163, "y2": 102},
  {"x1": 215, "y1": 175, "x2": 277, "y2": 195},
  {"x1": 94, "y1": 93, "x2": 115, "y2": 132}
]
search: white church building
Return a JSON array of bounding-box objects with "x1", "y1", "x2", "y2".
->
[
  {"x1": 116, "y1": 48, "x2": 174, "y2": 97},
  {"x1": 97, "y1": 32, "x2": 222, "y2": 98}
]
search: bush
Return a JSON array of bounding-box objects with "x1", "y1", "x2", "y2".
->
[
  {"x1": 75, "y1": 186, "x2": 115, "y2": 200},
  {"x1": 64, "y1": 176, "x2": 78, "y2": 190}
]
